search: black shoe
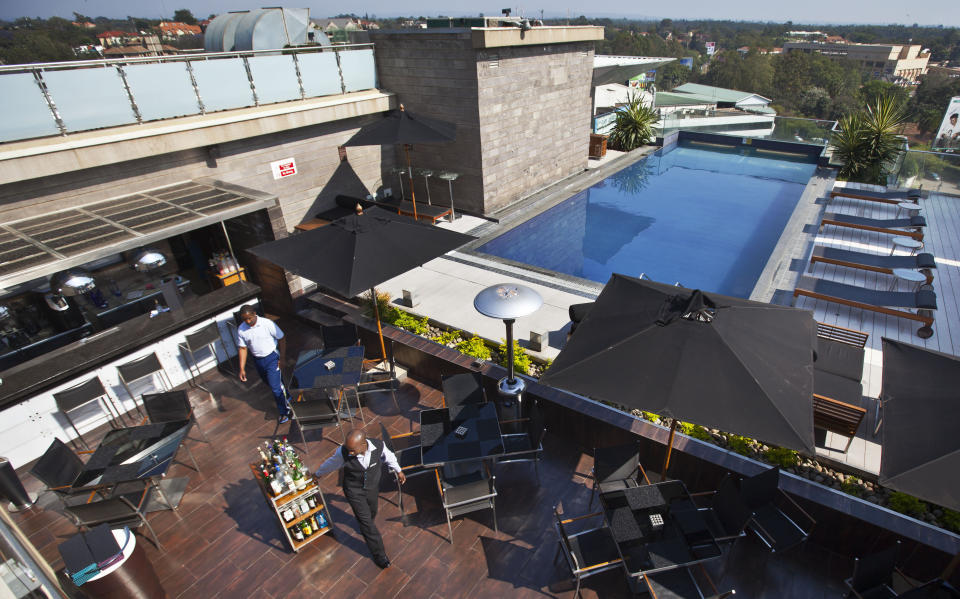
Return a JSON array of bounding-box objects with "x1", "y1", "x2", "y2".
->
[{"x1": 375, "y1": 558, "x2": 390, "y2": 569}]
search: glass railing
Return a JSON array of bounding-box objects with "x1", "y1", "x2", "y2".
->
[
  {"x1": 765, "y1": 116, "x2": 836, "y2": 146},
  {"x1": 0, "y1": 44, "x2": 377, "y2": 143},
  {"x1": 656, "y1": 113, "x2": 836, "y2": 146},
  {"x1": 891, "y1": 149, "x2": 960, "y2": 195}
]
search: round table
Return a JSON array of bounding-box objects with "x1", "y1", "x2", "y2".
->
[
  {"x1": 82, "y1": 528, "x2": 165, "y2": 599},
  {"x1": 896, "y1": 201, "x2": 921, "y2": 218},
  {"x1": 889, "y1": 236, "x2": 924, "y2": 256},
  {"x1": 889, "y1": 268, "x2": 927, "y2": 291}
]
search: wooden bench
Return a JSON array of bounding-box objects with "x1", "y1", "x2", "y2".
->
[
  {"x1": 812, "y1": 394, "x2": 867, "y2": 453},
  {"x1": 816, "y1": 322, "x2": 868, "y2": 349}
]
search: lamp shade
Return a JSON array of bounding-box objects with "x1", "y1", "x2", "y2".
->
[
  {"x1": 50, "y1": 269, "x2": 96, "y2": 296},
  {"x1": 474, "y1": 283, "x2": 543, "y2": 320},
  {"x1": 133, "y1": 249, "x2": 167, "y2": 272}
]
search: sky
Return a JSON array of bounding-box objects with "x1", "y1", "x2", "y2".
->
[{"x1": 2, "y1": 0, "x2": 959, "y2": 27}]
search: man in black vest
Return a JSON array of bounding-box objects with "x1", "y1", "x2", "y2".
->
[{"x1": 314, "y1": 429, "x2": 405, "y2": 568}]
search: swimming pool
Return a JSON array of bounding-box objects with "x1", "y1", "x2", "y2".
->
[{"x1": 476, "y1": 141, "x2": 818, "y2": 297}]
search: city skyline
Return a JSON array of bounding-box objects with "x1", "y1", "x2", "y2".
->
[{"x1": 3, "y1": 0, "x2": 959, "y2": 28}]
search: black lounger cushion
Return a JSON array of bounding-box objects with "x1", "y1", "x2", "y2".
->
[
  {"x1": 909, "y1": 215, "x2": 926, "y2": 227},
  {"x1": 916, "y1": 289, "x2": 937, "y2": 310},
  {"x1": 916, "y1": 253, "x2": 937, "y2": 269}
]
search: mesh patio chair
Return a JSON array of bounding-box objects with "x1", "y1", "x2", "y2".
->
[
  {"x1": 117, "y1": 352, "x2": 172, "y2": 415},
  {"x1": 321, "y1": 323, "x2": 360, "y2": 349},
  {"x1": 379, "y1": 423, "x2": 434, "y2": 515},
  {"x1": 357, "y1": 338, "x2": 401, "y2": 413},
  {"x1": 684, "y1": 475, "x2": 752, "y2": 546},
  {"x1": 29, "y1": 439, "x2": 95, "y2": 505},
  {"x1": 435, "y1": 461, "x2": 497, "y2": 543},
  {"x1": 844, "y1": 541, "x2": 901, "y2": 599},
  {"x1": 286, "y1": 390, "x2": 344, "y2": 451},
  {"x1": 53, "y1": 377, "x2": 126, "y2": 450},
  {"x1": 589, "y1": 442, "x2": 650, "y2": 508},
  {"x1": 495, "y1": 398, "x2": 547, "y2": 481},
  {"x1": 63, "y1": 482, "x2": 161, "y2": 549},
  {"x1": 177, "y1": 321, "x2": 227, "y2": 390},
  {"x1": 440, "y1": 372, "x2": 486, "y2": 408},
  {"x1": 636, "y1": 566, "x2": 735, "y2": 599},
  {"x1": 141, "y1": 390, "x2": 209, "y2": 444},
  {"x1": 552, "y1": 503, "x2": 622, "y2": 598},
  {"x1": 739, "y1": 467, "x2": 816, "y2": 554}
]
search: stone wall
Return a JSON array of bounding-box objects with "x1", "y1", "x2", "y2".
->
[{"x1": 371, "y1": 30, "x2": 594, "y2": 215}]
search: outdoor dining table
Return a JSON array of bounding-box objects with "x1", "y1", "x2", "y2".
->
[
  {"x1": 70, "y1": 419, "x2": 193, "y2": 512},
  {"x1": 420, "y1": 402, "x2": 504, "y2": 467},
  {"x1": 599, "y1": 480, "x2": 722, "y2": 580},
  {"x1": 288, "y1": 345, "x2": 365, "y2": 421}
]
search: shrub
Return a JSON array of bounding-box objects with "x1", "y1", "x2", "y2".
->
[
  {"x1": 641, "y1": 411, "x2": 661, "y2": 424},
  {"x1": 726, "y1": 434, "x2": 752, "y2": 456},
  {"x1": 430, "y1": 329, "x2": 462, "y2": 346},
  {"x1": 940, "y1": 508, "x2": 960, "y2": 534},
  {"x1": 363, "y1": 290, "x2": 400, "y2": 323},
  {"x1": 763, "y1": 447, "x2": 800, "y2": 469},
  {"x1": 607, "y1": 91, "x2": 660, "y2": 152},
  {"x1": 888, "y1": 492, "x2": 927, "y2": 518},
  {"x1": 456, "y1": 335, "x2": 491, "y2": 361},
  {"x1": 840, "y1": 476, "x2": 864, "y2": 498},
  {"x1": 687, "y1": 424, "x2": 713, "y2": 442},
  {"x1": 830, "y1": 93, "x2": 908, "y2": 184},
  {"x1": 497, "y1": 338, "x2": 531, "y2": 375},
  {"x1": 393, "y1": 311, "x2": 429, "y2": 335}
]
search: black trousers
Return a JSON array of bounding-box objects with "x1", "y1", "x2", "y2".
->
[{"x1": 344, "y1": 487, "x2": 386, "y2": 562}]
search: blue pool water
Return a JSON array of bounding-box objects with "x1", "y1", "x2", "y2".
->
[{"x1": 477, "y1": 142, "x2": 818, "y2": 297}]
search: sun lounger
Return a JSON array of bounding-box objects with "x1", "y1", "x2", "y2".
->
[
  {"x1": 793, "y1": 275, "x2": 936, "y2": 338},
  {"x1": 809, "y1": 245, "x2": 936, "y2": 284},
  {"x1": 829, "y1": 186, "x2": 926, "y2": 205},
  {"x1": 819, "y1": 212, "x2": 925, "y2": 241}
]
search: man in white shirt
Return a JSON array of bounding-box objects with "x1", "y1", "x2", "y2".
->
[
  {"x1": 314, "y1": 429, "x2": 405, "y2": 568},
  {"x1": 236, "y1": 305, "x2": 290, "y2": 422}
]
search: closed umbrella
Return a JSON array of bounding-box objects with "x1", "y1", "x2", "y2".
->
[
  {"x1": 541, "y1": 274, "x2": 816, "y2": 478},
  {"x1": 343, "y1": 105, "x2": 456, "y2": 220},
  {"x1": 249, "y1": 207, "x2": 475, "y2": 361},
  {"x1": 880, "y1": 338, "x2": 960, "y2": 512}
]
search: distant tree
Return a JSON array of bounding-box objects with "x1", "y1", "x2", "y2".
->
[
  {"x1": 0, "y1": 30, "x2": 75, "y2": 64},
  {"x1": 173, "y1": 9, "x2": 197, "y2": 25},
  {"x1": 859, "y1": 80, "x2": 909, "y2": 110},
  {"x1": 656, "y1": 61, "x2": 692, "y2": 90},
  {"x1": 911, "y1": 73, "x2": 960, "y2": 134}
]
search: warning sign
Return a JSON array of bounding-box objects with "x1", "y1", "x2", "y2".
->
[{"x1": 270, "y1": 158, "x2": 297, "y2": 180}]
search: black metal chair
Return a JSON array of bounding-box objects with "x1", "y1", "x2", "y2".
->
[
  {"x1": 63, "y1": 483, "x2": 162, "y2": 549},
  {"x1": 117, "y1": 352, "x2": 172, "y2": 415},
  {"x1": 552, "y1": 503, "x2": 622, "y2": 598},
  {"x1": 738, "y1": 467, "x2": 816, "y2": 554},
  {"x1": 589, "y1": 442, "x2": 650, "y2": 508},
  {"x1": 845, "y1": 541, "x2": 901, "y2": 599},
  {"x1": 29, "y1": 439, "x2": 94, "y2": 505},
  {"x1": 685, "y1": 475, "x2": 752, "y2": 546},
  {"x1": 379, "y1": 423, "x2": 434, "y2": 515},
  {"x1": 636, "y1": 566, "x2": 735, "y2": 599},
  {"x1": 435, "y1": 461, "x2": 497, "y2": 543},
  {"x1": 53, "y1": 377, "x2": 125, "y2": 450},
  {"x1": 440, "y1": 372, "x2": 486, "y2": 408},
  {"x1": 357, "y1": 338, "x2": 401, "y2": 413},
  {"x1": 287, "y1": 390, "x2": 344, "y2": 451},
  {"x1": 496, "y1": 398, "x2": 547, "y2": 481},
  {"x1": 321, "y1": 323, "x2": 360, "y2": 349},
  {"x1": 141, "y1": 391, "x2": 209, "y2": 444},
  {"x1": 178, "y1": 321, "x2": 228, "y2": 390}
]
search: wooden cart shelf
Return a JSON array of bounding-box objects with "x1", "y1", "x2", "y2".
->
[{"x1": 249, "y1": 463, "x2": 333, "y2": 552}]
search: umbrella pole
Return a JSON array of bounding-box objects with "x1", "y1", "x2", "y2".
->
[
  {"x1": 404, "y1": 144, "x2": 418, "y2": 220},
  {"x1": 370, "y1": 286, "x2": 388, "y2": 365},
  {"x1": 661, "y1": 418, "x2": 678, "y2": 482}
]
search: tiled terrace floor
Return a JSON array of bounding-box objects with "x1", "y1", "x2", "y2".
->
[{"x1": 11, "y1": 319, "x2": 855, "y2": 598}]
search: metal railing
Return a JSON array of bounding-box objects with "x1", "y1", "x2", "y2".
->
[{"x1": 0, "y1": 44, "x2": 377, "y2": 143}]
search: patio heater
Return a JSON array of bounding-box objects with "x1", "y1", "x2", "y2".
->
[{"x1": 474, "y1": 283, "x2": 542, "y2": 422}]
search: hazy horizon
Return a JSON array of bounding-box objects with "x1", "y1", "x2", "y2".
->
[{"x1": 2, "y1": 0, "x2": 958, "y2": 28}]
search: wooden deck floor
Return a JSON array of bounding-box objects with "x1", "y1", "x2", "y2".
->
[
  {"x1": 797, "y1": 185, "x2": 960, "y2": 471},
  {"x1": 11, "y1": 319, "x2": 854, "y2": 599}
]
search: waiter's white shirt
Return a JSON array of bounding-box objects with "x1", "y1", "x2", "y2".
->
[
  {"x1": 314, "y1": 439, "x2": 402, "y2": 477},
  {"x1": 237, "y1": 317, "x2": 283, "y2": 358}
]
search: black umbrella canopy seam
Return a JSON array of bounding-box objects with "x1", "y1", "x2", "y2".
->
[{"x1": 541, "y1": 274, "x2": 816, "y2": 454}]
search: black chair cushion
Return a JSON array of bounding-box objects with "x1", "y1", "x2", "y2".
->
[
  {"x1": 814, "y1": 370, "x2": 864, "y2": 407},
  {"x1": 31, "y1": 439, "x2": 84, "y2": 489},
  {"x1": 290, "y1": 401, "x2": 338, "y2": 421},
  {"x1": 321, "y1": 324, "x2": 359, "y2": 350},
  {"x1": 441, "y1": 373, "x2": 485, "y2": 407},
  {"x1": 594, "y1": 444, "x2": 640, "y2": 484},
  {"x1": 916, "y1": 289, "x2": 937, "y2": 310},
  {"x1": 739, "y1": 467, "x2": 780, "y2": 510},
  {"x1": 815, "y1": 337, "x2": 865, "y2": 381},
  {"x1": 567, "y1": 527, "x2": 621, "y2": 571},
  {"x1": 142, "y1": 391, "x2": 191, "y2": 423},
  {"x1": 64, "y1": 498, "x2": 137, "y2": 525}
]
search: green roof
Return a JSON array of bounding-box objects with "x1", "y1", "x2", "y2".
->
[
  {"x1": 654, "y1": 91, "x2": 715, "y2": 107},
  {"x1": 672, "y1": 83, "x2": 771, "y2": 104}
]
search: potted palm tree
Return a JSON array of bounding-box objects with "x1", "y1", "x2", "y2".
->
[
  {"x1": 607, "y1": 91, "x2": 660, "y2": 152},
  {"x1": 830, "y1": 93, "x2": 908, "y2": 185}
]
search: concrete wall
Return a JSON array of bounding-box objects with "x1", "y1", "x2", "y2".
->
[{"x1": 371, "y1": 29, "x2": 595, "y2": 215}]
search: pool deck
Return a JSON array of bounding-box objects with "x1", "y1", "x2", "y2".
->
[{"x1": 369, "y1": 155, "x2": 960, "y2": 479}]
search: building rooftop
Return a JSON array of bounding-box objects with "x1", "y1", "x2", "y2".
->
[{"x1": 671, "y1": 83, "x2": 772, "y2": 105}]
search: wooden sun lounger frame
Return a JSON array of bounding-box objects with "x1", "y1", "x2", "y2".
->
[
  {"x1": 829, "y1": 186, "x2": 923, "y2": 205},
  {"x1": 819, "y1": 214, "x2": 924, "y2": 241},
  {"x1": 793, "y1": 278, "x2": 935, "y2": 339},
  {"x1": 809, "y1": 246, "x2": 935, "y2": 285}
]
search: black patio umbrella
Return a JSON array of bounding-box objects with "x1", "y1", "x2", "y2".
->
[
  {"x1": 541, "y1": 274, "x2": 816, "y2": 477},
  {"x1": 880, "y1": 338, "x2": 960, "y2": 512},
  {"x1": 343, "y1": 104, "x2": 457, "y2": 220},
  {"x1": 248, "y1": 206, "x2": 475, "y2": 361}
]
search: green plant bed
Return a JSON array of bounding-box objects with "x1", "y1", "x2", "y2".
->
[
  {"x1": 888, "y1": 492, "x2": 928, "y2": 519},
  {"x1": 456, "y1": 335, "x2": 492, "y2": 361},
  {"x1": 763, "y1": 447, "x2": 800, "y2": 469}
]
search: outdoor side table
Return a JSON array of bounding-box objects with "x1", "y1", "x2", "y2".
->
[
  {"x1": 890, "y1": 236, "x2": 924, "y2": 256},
  {"x1": 289, "y1": 346, "x2": 365, "y2": 422},
  {"x1": 78, "y1": 528, "x2": 164, "y2": 599},
  {"x1": 420, "y1": 402, "x2": 504, "y2": 466},
  {"x1": 889, "y1": 268, "x2": 927, "y2": 291},
  {"x1": 896, "y1": 201, "x2": 922, "y2": 218}
]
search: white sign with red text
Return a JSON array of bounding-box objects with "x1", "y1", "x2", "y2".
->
[{"x1": 270, "y1": 158, "x2": 297, "y2": 180}]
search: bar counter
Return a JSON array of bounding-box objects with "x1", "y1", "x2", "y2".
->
[{"x1": 0, "y1": 281, "x2": 260, "y2": 410}]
